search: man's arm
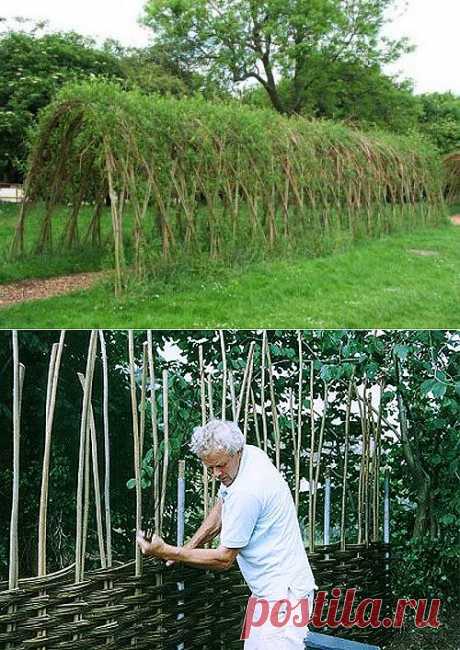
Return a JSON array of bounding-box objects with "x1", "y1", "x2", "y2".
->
[
  {"x1": 137, "y1": 532, "x2": 239, "y2": 571},
  {"x1": 185, "y1": 499, "x2": 222, "y2": 549},
  {"x1": 163, "y1": 498, "x2": 223, "y2": 567}
]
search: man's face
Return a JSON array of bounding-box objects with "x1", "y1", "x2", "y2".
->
[{"x1": 201, "y1": 449, "x2": 241, "y2": 487}]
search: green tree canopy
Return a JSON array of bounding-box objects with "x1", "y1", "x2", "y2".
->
[
  {"x1": 416, "y1": 92, "x2": 460, "y2": 154},
  {"x1": 0, "y1": 24, "x2": 123, "y2": 180},
  {"x1": 142, "y1": 0, "x2": 411, "y2": 115},
  {"x1": 243, "y1": 61, "x2": 421, "y2": 133}
]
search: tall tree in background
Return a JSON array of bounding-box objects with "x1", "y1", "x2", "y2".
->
[
  {"x1": 417, "y1": 92, "x2": 460, "y2": 154},
  {"x1": 142, "y1": 0, "x2": 411, "y2": 115},
  {"x1": 243, "y1": 61, "x2": 420, "y2": 132}
]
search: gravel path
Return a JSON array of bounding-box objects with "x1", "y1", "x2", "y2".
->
[{"x1": 0, "y1": 271, "x2": 107, "y2": 307}]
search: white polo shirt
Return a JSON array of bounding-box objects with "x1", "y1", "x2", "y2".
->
[{"x1": 218, "y1": 444, "x2": 316, "y2": 599}]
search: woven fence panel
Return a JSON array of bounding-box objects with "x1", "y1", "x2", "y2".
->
[{"x1": 0, "y1": 544, "x2": 391, "y2": 649}]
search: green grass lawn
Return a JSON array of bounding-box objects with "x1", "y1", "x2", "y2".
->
[
  {"x1": 0, "y1": 203, "x2": 116, "y2": 283},
  {"x1": 1, "y1": 221, "x2": 459, "y2": 328}
]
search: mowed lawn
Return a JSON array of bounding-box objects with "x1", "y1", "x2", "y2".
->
[{"x1": 0, "y1": 222, "x2": 458, "y2": 328}]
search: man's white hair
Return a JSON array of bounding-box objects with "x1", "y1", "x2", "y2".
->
[{"x1": 190, "y1": 419, "x2": 244, "y2": 457}]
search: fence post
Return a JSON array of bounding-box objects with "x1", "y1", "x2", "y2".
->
[
  {"x1": 177, "y1": 461, "x2": 185, "y2": 546},
  {"x1": 177, "y1": 460, "x2": 186, "y2": 650},
  {"x1": 383, "y1": 471, "x2": 390, "y2": 545},
  {"x1": 383, "y1": 470, "x2": 390, "y2": 586}
]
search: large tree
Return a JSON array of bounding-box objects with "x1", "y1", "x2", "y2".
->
[
  {"x1": 142, "y1": 0, "x2": 411, "y2": 115},
  {"x1": 243, "y1": 61, "x2": 420, "y2": 132}
]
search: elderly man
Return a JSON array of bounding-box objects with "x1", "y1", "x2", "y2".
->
[{"x1": 136, "y1": 419, "x2": 316, "y2": 649}]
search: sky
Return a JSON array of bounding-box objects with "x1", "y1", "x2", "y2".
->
[{"x1": 2, "y1": 0, "x2": 459, "y2": 95}]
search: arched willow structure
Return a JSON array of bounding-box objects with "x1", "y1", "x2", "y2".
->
[
  {"x1": 11, "y1": 82, "x2": 445, "y2": 293},
  {"x1": 1, "y1": 330, "x2": 396, "y2": 649},
  {"x1": 443, "y1": 151, "x2": 460, "y2": 204}
]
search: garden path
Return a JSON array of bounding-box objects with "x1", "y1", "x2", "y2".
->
[{"x1": 0, "y1": 271, "x2": 106, "y2": 307}]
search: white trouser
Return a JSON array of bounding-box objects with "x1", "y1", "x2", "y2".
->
[{"x1": 243, "y1": 589, "x2": 314, "y2": 650}]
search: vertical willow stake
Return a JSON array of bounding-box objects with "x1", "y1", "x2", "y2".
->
[
  {"x1": 308, "y1": 361, "x2": 316, "y2": 553},
  {"x1": 198, "y1": 346, "x2": 209, "y2": 518},
  {"x1": 75, "y1": 331, "x2": 98, "y2": 584},
  {"x1": 37, "y1": 340, "x2": 56, "y2": 650},
  {"x1": 176, "y1": 460, "x2": 186, "y2": 650},
  {"x1": 81, "y1": 406, "x2": 91, "y2": 576},
  {"x1": 229, "y1": 371, "x2": 236, "y2": 420},
  {"x1": 99, "y1": 330, "x2": 114, "y2": 647},
  {"x1": 372, "y1": 380, "x2": 383, "y2": 543},
  {"x1": 356, "y1": 380, "x2": 367, "y2": 545},
  {"x1": 324, "y1": 471, "x2": 331, "y2": 547},
  {"x1": 147, "y1": 331, "x2": 160, "y2": 535},
  {"x1": 7, "y1": 332, "x2": 24, "y2": 649},
  {"x1": 340, "y1": 375, "x2": 354, "y2": 551},
  {"x1": 289, "y1": 389, "x2": 298, "y2": 500},
  {"x1": 9, "y1": 331, "x2": 21, "y2": 590},
  {"x1": 129, "y1": 331, "x2": 143, "y2": 649},
  {"x1": 312, "y1": 383, "x2": 329, "y2": 542},
  {"x1": 260, "y1": 332, "x2": 268, "y2": 453},
  {"x1": 147, "y1": 331, "x2": 162, "y2": 645},
  {"x1": 140, "y1": 342, "x2": 148, "y2": 465},
  {"x1": 219, "y1": 330, "x2": 227, "y2": 419},
  {"x1": 99, "y1": 330, "x2": 112, "y2": 567},
  {"x1": 160, "y1": 369, "x2": 170, "y2": 535},
  {"x1": 207, "y1": 374, "x2": 214, "y2": 419},
  {"x1": 295, "y1": 331, "x2": 303, "y2": 513},
  {"x1": 251, "y1": 389, "x2": 261, "y2": 448},
  {"x1": 77, "y1": 373, "x2": 107, "y2": 569},
  {"x1": 266, "y1": 344, "x2": 280, "y2": 469},
  {"x1": 236, "y1": 341, "x2": 255, "y2": 422},
  {"x1": 362, "y1": 387, "x2": 370, "y2": 546},
  {"x1": 128, "y1": 331, "x2": 142, "y2": 578},
  {"x1": 44, "y1": 344, "x2": 57, "y2": 436},
  {"x1": 366, "y1": 393, "x2": 374, "y2": 547},
  {"x1": 243, "y1": 351, "x2": 254, "y2": 441},
  {"x1": 206, "y1": 372, "x2": 217, "y2": 503},
  {"x1": 38, "y1": 331, "x2": 65, "y2": 576}
]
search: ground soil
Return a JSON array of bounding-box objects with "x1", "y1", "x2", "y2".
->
[
  {"x1": 450, "y1": 214, "x2": 460, "y2": 225},
  {"x1": 384, "y1": 607, "x2": 460, "y2": 649},
  {"x1": 0, "y1": 271, "x2": 107, "y2": 307}
]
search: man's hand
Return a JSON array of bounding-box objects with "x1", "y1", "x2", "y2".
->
[{"x1": 136, "y1": 530, "x2": 166, "y2": 557}]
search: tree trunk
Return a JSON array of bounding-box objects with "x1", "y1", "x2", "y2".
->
[{"x1": 412, "y1": 477, "x2": 431, "y2": 539}]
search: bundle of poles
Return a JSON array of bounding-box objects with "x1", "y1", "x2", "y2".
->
[{"x1": 4, "y1": 329, "x2": 393, "y2": 648}]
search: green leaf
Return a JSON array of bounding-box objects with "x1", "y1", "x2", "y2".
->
[
  {"x1": 126, "y1": 478, "x2": 137, "y2": 489},
  {"x1": 365, "y1": 362, "x2": 379, "y2": 379},
  {"x1": 143, "y1": 464, "x2": 154, "y2": 477},
  {"x1": 440, "y1": 514, "x2": 455, "y2": 525},
  {"x1": 420, "y1": 379, "x2": 438, "y2": 396},
  {"x1": 394, "y1": 344, "x2": 410, "y2": 361},
  {"x1": 431, "y1": 381, "x2": 447, "y2": 398}
]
